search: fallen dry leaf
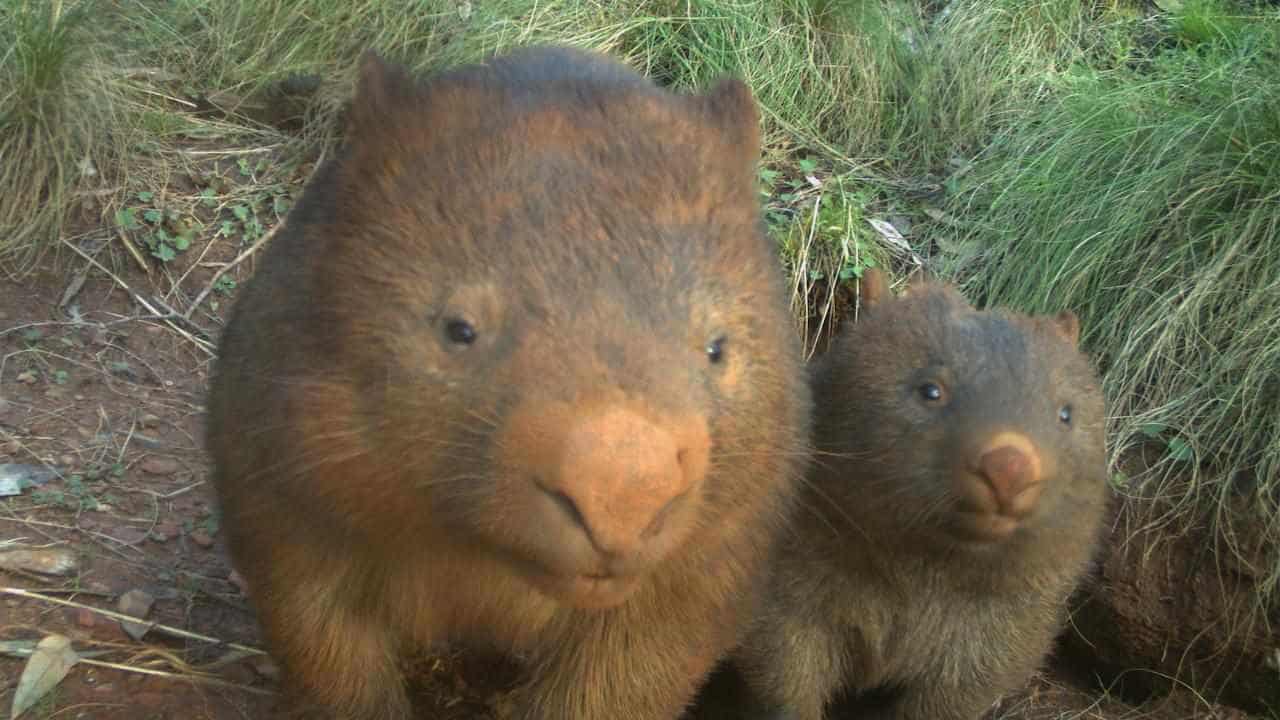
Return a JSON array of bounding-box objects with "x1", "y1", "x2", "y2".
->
[
  {"x1": 11, "y1": 633, "x2": 79, "y2": 718},
  {"x1": 0, "y1": 548, "x2": 79, "y2": 576}
]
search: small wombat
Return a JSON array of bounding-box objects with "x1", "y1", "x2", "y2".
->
[
  {"x1": 731, "y1": 269, "x2": 1110, "y2": 720},
  {"x1": 204, "y1": 47, "x2": 811, "y2": 719}
]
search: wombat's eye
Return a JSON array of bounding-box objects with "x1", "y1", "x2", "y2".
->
[
  {"x1": 918, "y1": 382, "x2": 943, "y2": 402},
  {"x1": 444, "y1": 318, "x2": 477, "y2": 346},
  {"x1": 706, "y1": 336, "x2": 727, "y2": 364},
  {"x1": 1058, "y1": 405, "x2": 1072, "y2": 425}
]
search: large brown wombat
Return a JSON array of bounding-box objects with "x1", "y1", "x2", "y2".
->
[
  {"x1": 731, "y1": 269, "x2": 1111, "y2": 720},
  {"x1": 205, "y1": 46, "x2": 811, "y2": 720}
]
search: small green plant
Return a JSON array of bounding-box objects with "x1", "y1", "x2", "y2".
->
[
  {"x1": 200, "y1": 510, "x2": 221, "y2": 536},
  {"x1": 230, "y1": 203, "x2": 263, "y2": 241},
  {"x1": 235, "y1": 156, "x2": 269, "y2": 178},
  {"x1": 32, "y1": 479, "x2": 99, "y2": 512},
  {"x1": 81, "y1": 461, "x2": 125, "y2": 482},
  {"x1": 35, "y1": 461, "x2": 126, "y2": 512},
  {"x1": 1139, "y1": 422, "x2": 1196, "y2": 463},
  {"x1": 214, "y1": 275, "x2": 238, "y2": 295},
  {"x1": 805, "y1": 189, "x2": 882, "y2": 284},
  {"x1": 759, "y1": 158, "x2": 825, "y2": 231},
  {"x1": 114, "y1": 191, "x2": 198, "y2": 263}
]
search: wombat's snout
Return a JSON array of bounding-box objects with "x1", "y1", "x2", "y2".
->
[
  {"x1": 977, "y1": 434, "x2": 1043, "y2": 519},
  {"x1": 955, "y1": 431, "x2": 1044, "y2": 541},
  {"x1": 543, "y1": 406, "x2": 710, "y2": 564}
]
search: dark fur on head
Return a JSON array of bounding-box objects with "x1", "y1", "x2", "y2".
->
[
  {"x1": 727, "y1": 268, "x2": 1110, "y2": 720},
  {"x1": 206, "y1": 45, "x2": 810, "y2": 720}
]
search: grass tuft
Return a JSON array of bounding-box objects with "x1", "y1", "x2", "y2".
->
[{"x1": 0, "y1": 0, "x2": 129, "y2": 271}]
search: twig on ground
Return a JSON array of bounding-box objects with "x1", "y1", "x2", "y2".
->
[
  {"x1": 179, "y1": 146, "x2": 280, "y2": 157},
  {"x1": 77, "y1": 657, "x2": 276, "y2": 696},
  {"x1": 0, "y1": 587, "x2": 266, "y2": 657},
  {"x1": 1, "y1": 587, "x2": 114, "y2": 597},
  {"x1": 60, "y1": 237, "x2": 216, "y2": 356},
  {"x1": 167, "y1": 230, "x2": 223, "y2": 306},
  {"x1": 0, "y1": 516, "x2": 144, "y2": 562},
  {"x1": 116, "y1": 230, "x2": 151, "y2": 275},
  {"x1": 184, "y1": 220, "x2": 282, "y2": 321}
]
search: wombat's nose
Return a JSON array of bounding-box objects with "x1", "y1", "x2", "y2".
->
[
  {"x1": 977, "y1": 432, "x2": 1043, "y2": 518},
  {"x1": 550, "y1": 406, "x2": 709, "y2": 558}
]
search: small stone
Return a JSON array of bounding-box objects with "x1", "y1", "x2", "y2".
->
[
  {"x1": 140, "y1": 456, "x2": 180, "y2": 475},
  {"x1": 139, "y1": 413, "x2": 162, "y2": 428},
  {"x1": 1, "y1": 441, "x2": 19, "y2": 456},
  {"x1": 16, "y1": 370, "x2": 37, "y2": 384},
  {"x1": 133, "y1": 433, "x2": 163, "y2": 449},
  {"x1": 190, "y1": 530, "x2": 214, "y2": 548},
  {"x1": 250, "y1": 655, "x2": 280, "y2": 681},
  {"x1": 76, "y1": 606, "x2": 98, "y2": 628},
  {"x1": 150, "y1": 523, "x2": 179, "y2": 542},
  {"x1": 117, "y1": 588, "x2": 155, "y2": 640},
  {"x1": 228, "y1": 569, "x2": 250, "y2": 595},
  {"x1": 112, "y1": 526, "x2": 150, "y2": 546},
  {"x1": 59, "y1": 454, "x2": 75, "y2": 467},
  {"x1": 0, "y1": 548, "x2": 78, "y2": 575},
  {"x1": 74, "y1": 394, "x2": 85, "y2": 401}
]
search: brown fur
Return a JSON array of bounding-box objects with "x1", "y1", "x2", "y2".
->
[
  {"x1": 204, "y1": 46, "x2": 811, "y2": 720},
  {"x1": 731, "y1": 269, "x2": 1110, "y2": 720}
]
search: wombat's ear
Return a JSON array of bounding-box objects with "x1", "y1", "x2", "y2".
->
[
  {"x1": 897, "y1": 265, "x2": 932, "y2": 298},
  {"x1": 1048, "y1": 310, "x2": 1081, "y2": 347},
  {"x1": 349, "y1": 49, "x2": 413, "y2": 134},
  {"x1": 858, "y1": 268, "x2": 890, "y2": 309},
  {"x1": 700, "y1": 77, "x2": 761, "y2": 168}
]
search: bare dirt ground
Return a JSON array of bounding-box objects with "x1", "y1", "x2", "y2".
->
[{"x1": 0, "y1": 180, "x2": 1262, "y2": 718}]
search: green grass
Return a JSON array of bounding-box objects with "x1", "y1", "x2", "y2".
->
[
  {"x1": 895, "y1": 0, "x2": 1108, "y2": 167},
  {"x1": 939, "y1": 0, "x2": 1280, "y2": 602}
]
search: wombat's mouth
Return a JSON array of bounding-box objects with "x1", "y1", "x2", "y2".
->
[
  {"x1": 949, "y1": 510, "x2": 1021, "y2": 544},
  {"x1": 555, "y1": 572, "x2": 642, "y2": 610}
]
